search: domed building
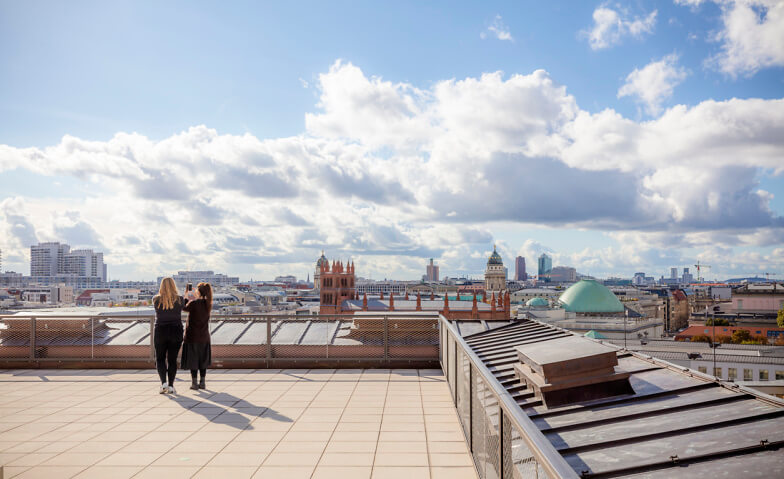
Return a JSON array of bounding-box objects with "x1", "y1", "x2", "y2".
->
[
  {"x1": 484, "y1": 245, "x2": 506, "y2": 295},
  {"x1": 525, "y1": 297, "x2": 549, "y2": 308},
  {"x1": 558, "y1": 279, "x2": 624, "y2": 316},
  {"x1": 314, "y1": 251, "x2": 328, "y2": 290}
]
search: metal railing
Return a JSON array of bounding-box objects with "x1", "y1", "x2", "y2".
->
[
  {"x1": 439, "y1": 315, "x2": 579, "y2": 479},
  {"x1": 0, "y1": 313, "x2": 441, "y2": 367}
]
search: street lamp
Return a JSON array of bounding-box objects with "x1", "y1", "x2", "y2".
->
[{"x1": 624, "y1": 308, "x2": 628, "y2": 350}]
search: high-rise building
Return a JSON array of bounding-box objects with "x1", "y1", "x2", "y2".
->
[
  {"x1": 514, "y1": 256, "x2": 527, "y2": 281},
  {"x1": 537, "y1": 253, "x2": 552, "y2": 280},
  {"x1": 426, "y1": 258, "x2": 440, "y2": 282},
  {"x1": 30, "y1": 242, "x2": 107, "y2": 282},
  {"x1": 64, "y1": 249, "x2": 107, "y2": 282},
  {"x1": 682, "y1": 267, "x2": 694, "y2": 284},
  {"x1": 30, "y1": 242, "x2": 70, "y2": 277},
  {"x1": 670, "y1": 267, "x2": 678, "y2": 279}
]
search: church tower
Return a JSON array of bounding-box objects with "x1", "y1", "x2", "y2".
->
[{"x1": 485, "y1": 245, "x2": 506, "y2": 295}]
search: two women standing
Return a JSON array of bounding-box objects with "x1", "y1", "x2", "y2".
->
[{"x1": 152, "y1": 277, "x2": 212, "y2": 394}]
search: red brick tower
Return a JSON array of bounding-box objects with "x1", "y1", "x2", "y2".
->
[{"x1": 318, "y1": 259, "x2": 357, "y2": 314}]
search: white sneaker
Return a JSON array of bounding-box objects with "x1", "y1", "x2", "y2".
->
[
  {"x1": 159, "y1": 383, "x2": 167, "y2": 394},
  {"x1": 168, "y1": 385, "x2": 177, "y2": 394}
]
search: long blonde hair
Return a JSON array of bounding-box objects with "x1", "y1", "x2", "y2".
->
[{"x1": 155, "y1": 277, "x2": 180, "y2": 310}]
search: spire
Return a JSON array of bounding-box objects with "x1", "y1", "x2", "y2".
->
[
  {"x1": 472, "y1": 293, "x2": 478, "y2": 319},
  {"x1": 380, "y1": 290, "x2": 384, "y2": 300},
  {"x1": 416, "y1": 292, "x2": 422, "y2": 311},
  {"x1": 389, "y1": 292, "x2": 395, "y2": 311},
  {"x1": 490, "y1": 292, "x2": 496, "y2": 320},
  {"x1": 405, "y1": 291, "x2": 409, "y2": 301},
  {"x1": 362, "y1": 292, "x2": 368, "y2": 311},
  {"x1": 430, "y1": 290, "x2": 435, "y2": 301}
]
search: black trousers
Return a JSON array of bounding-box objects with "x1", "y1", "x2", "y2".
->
[{"x1": 154, "y1": 324, "x2": 183, "y2": 386}]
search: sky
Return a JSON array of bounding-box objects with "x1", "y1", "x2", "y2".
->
[{"x1": 1, "y1": 0, "x2": 783, "y2": 282}]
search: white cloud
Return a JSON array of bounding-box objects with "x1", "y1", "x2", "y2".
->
[
  {"x1": 0, "y1": 60, "x2": 782, "y2": 279},
  {"x1": 618, "y1": 53, "x2": 689, "y2": 116},
  {"x1": 481, "y1": 15, "x2": 514, "y2": 42},
  {"x1": 709, "y1": 0, "x2": 784, "y2": 77},
  {"x1": 585, "y1": 4, "x2": 657, "y2": 50}
]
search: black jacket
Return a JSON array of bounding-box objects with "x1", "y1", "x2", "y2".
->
[
  {"x1": 153, "y1": 295, "x2": 185, "y2": 328},
  {"x1": 183, "y1": 298, "x2": 211, "y2": 343}
]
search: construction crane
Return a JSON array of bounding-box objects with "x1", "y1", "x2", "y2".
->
[
  {"x1": 694, "y1": 261, "x2": 711, "y2": 282},
  {"x1": 762, "y1": 272, "x2": 778, "y2": 281}
]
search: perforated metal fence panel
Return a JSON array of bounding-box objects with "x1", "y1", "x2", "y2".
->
[{"x1": 472, "y1": 365, "x2": 487, "y2": 478}]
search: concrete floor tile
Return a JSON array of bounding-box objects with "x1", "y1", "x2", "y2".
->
[
  {"x1": 431, "y1": 466, "x2": 479, "y2": 479},
  {"x1": 13, "y1": 466, "x2": 85, "y2": 479},
  {"x1": 95, "y1": 452, "x2": 163, "y2": 467},
  {"x1": 373, "y1": 452, "x2": 429, "y2": 467},
  {"x1": 6, "y1": 453, "x2": 58, "y2": 467},
  {"x1": 318, "y1": 452, "x2": 375, "y2": 466},
  {"x1": 375, "y1": 442, "x2": 427, "y2": 453},
  {"x1": 206, "y1": 452, "x2": 269, "y2": 466},
  {"x1": 371, "y1": 466, "x2": 430, "y2": 479},
  {"x1": 252, "y1": 466, "x2": 315, "y2": 479},
  {"x1": 263, "y1": 451, "x2": 322, "y2": 466},
  {"x1": 72, "y1": 466, "x2": 143, "y2": 479},
  {"x1": 151, "y1": 451, "x2": 217, "y2": 466},
  {"x1": 40, "y1": 452, "x2": 109, "y2": 467},
  {"x1": 325, "y1": 441, "x2": 377, "y2": 453},
  {"x1": 193, "y1": 466, "x2": 258, "y2": 479},
  {"x1": 427, "y1": 441, "x2": 469, "y2": 454},
  {"x1": 274, "y1": 441, "x2": 328, "y2": 453},
  {"x1": 222, "y1": 441, "x2": 279, "y2": 453},
  {"x1": 132, "y1": 466, "x2": 201, "y2": 479},
  {"x1": 312, "y1": 466, "x2": 372, "y2": 479},
  {"x1": 429, "y1": 453, "x2": 475, "y2": 467}
]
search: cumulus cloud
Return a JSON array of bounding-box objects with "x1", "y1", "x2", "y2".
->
[
  {"x1": 481, "y1": 15, "x2": 514, "y2": 42},
  {"x1": 585, "y1": 4, "x2": 657, "y2": 50},
  {"x1": 0, "y1": 60, "x2": 782, "y2": 279},
  {"x1": 618, "y1": 53, "x2": 689, "y2": 116},
  {"x1": 676, "y1": 0, "x2": 784, "y2": 77}
]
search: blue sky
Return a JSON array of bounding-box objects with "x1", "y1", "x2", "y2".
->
[{"x1": 1, "y1": 0, "x2": 783, "y2": 281}]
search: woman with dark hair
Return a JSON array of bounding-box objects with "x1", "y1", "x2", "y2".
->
[
  {"x1": 182, "y1": 282, "x2": 213, "y2": 389},
  {"x1": 153, "y1": 277, "x2": 185, "y2": 394}
]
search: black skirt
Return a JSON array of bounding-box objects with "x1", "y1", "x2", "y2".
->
[{"x1": 181, "y1": 342, "x2": 211, "y2": 370}]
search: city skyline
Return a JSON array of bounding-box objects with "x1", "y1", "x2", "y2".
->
[{"x1": 1, "y1": 1, "x2": 783, "y2": 281}]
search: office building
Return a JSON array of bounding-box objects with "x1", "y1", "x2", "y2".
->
[
  {"x1": 549, "y1": 266, "x2": 577, "y2": 283},
  {"x1": 30, "y1": 242, "x2": 106, "y2": 281},
  {"x1": 514, "y1": 256, "x2": 527, "y2": 281},
  {"x1": 426, "y1": 258, "x2": 439, "y2": 282},
  {"x1": 537, "y1": 253, "x2": 552, "y2": 280},
  {"x1": 670, "y1": 267, "x2": 678, "y2": 279}
]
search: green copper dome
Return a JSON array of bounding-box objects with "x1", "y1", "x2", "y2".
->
[
  {"x1": 316, "y1": 252, "x2": 328, "y2": 267},
  {"x1": 488, "y1": 245, "x2": 503, "y2": 265},
  {"x1": 558, "y1": 279, "x2": 624, "y2": 313},
  {"x1": 526, "y1": 297, "x2": 549, "y2": 307}
]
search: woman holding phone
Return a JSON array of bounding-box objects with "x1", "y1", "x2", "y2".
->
[
  {"x1": 182, "y1": 282, "x2": 213, "y2": 389},
  {"x1": 152, "y1": 277, "x2": 185, "y2": 394}
]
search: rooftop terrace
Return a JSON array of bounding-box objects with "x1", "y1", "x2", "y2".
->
[{"x1": 0, "y1": 368, "x2": 477, "y2": 479}]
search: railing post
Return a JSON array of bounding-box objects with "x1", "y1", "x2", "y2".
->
[
  {"x1": 266, "y1": 316, "x2": 272, "y2": 367},
  {"x1": 383, "y1": 315, "x2": 389, "y2": 365},
  {"x1": 29, "y1": 317, "x2": 36, "y2": 361},
  {"x1": 90, "y1": 317, "x2": 94, "y2": 359},
  {"x1": 498, "y1": 408, "x2": 504, "y2": 479}
]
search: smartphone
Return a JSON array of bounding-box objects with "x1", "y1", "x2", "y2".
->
[{"x1": 186, "y1": 283, "x2": 193, "y2": 292}]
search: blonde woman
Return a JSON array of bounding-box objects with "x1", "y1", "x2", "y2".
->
[{"x1": 152, "y1": 277, "x2": 186, "y2": 394}]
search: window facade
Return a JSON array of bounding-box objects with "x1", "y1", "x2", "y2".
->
[
  {"x1": 776, "y1": 371, "x2": 784, "y2": 380},
  {"x1": 727, "y1": 368, "x2": 737, "y2": 381},
  {"x1": 714, "y1": 367, "x2": 722, "y2": 378},
  {"x1": 743, "y1": 369, "x2": 753, "y2": 381},
  {"x1": 760, "y1": 370, "x2": 769, "y2": 381},
  {"x1": 697, "y1": 366, "x2": 707, "y2": 374}
]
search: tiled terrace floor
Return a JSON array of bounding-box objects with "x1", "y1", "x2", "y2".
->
[{"x1": 0, "y1": 368, "x2": 477, "y2": 479}]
